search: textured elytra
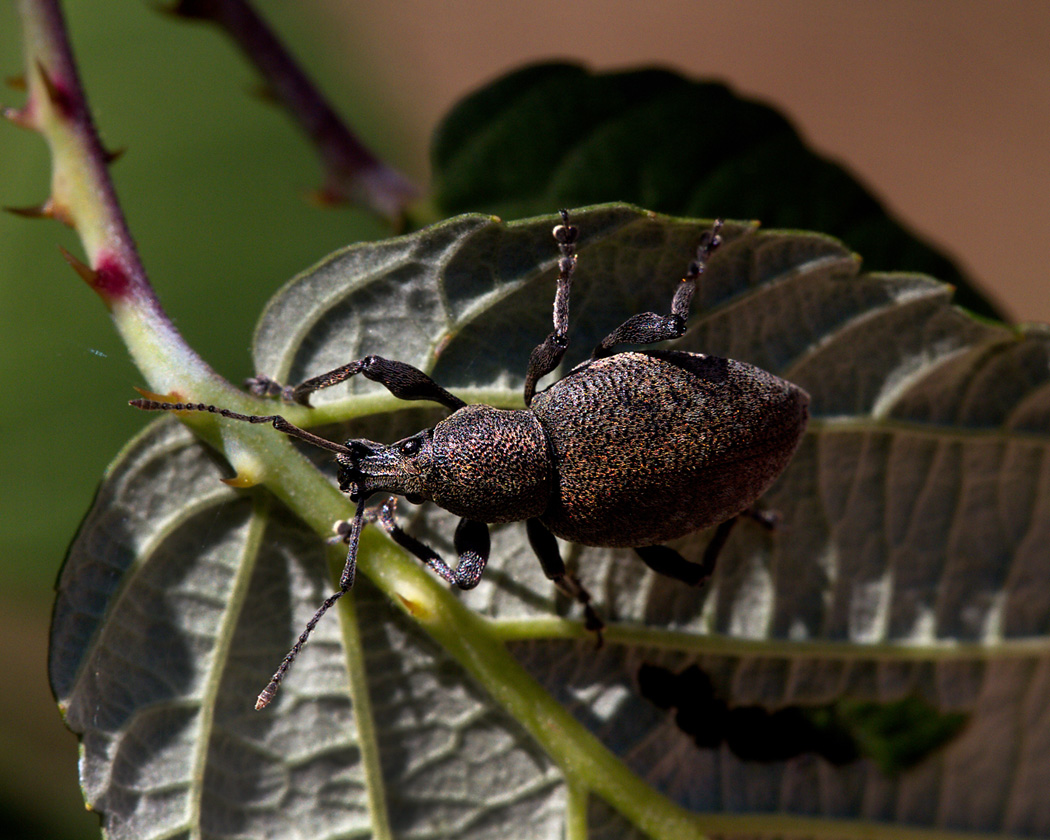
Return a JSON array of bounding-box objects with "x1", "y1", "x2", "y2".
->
[
  {"x1": 532, "y1": 350, "x2": 808, "y2": 546},
  {"x1": 53, "y1": 206, "x2": 1050, "y2": 839}
]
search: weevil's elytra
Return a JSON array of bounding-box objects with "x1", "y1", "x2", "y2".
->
[
  {"x1": 532, "y1": 350, "x2": 808, "y2": 547},
  {"x1": 131, "y1": 210, "x2": 810, "y2": 708}
]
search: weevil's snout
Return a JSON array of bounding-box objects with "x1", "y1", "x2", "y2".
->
[{"x1": 336, "y1": 434, "x2": 430, "y2": 500}]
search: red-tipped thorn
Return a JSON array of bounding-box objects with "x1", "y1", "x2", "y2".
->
[
  {"x1": 58, "y1": 246, "x2": 98, "y2": 285},
  {"x1": 59, "y1": 247, "x2": 134, "y2": 305},
  {"x1": 34, "y1": 60, "x2": 73, "y2": 116},
  {"x1": 2, "y1": 103, "x2": 35, "y2": 130}
]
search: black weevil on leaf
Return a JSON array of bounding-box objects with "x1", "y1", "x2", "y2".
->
[{"x1": 132, "y1": 211, "x2": 810, "y2": 709}]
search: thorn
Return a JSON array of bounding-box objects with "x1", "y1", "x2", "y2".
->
[
  {"x1": 307, "y1": 186, "x2": 347, "y2": 208},
  {"x1": 163, "y1": 0, "x2": 210, "y2": 20},
  {"x1": 248, "y1": 81, "x2": 280, "y2": 105},
  {"x1": 103, "y1": 146, "x2": 126, "y2": 165},
  {"x1": 133, "y1": 386, "x2": 182, "y2": 403},
  {"x1": 6, "y1": 196, "x2": 73, "y2": 226},
  {"x1": 35, "y1": 60, "x2": 70, "y2": 114},
  {"x1": 395, "y1": 592, "x2": 429, "y2": 619},
  {"x1": 5, "y1": 200, "x2": 54, "y2": 220},
  {"x1": 2, "y1": 104, "x2": 35, "y2": 130},
  {"x1": 58, "y1": 245, "x2": 97, "y2": 285},
  {"x1": 222, "y1": 473, "x2": 260, "y2": 488},
  {"x1": 4, "y1": 75, "x2": 26, "y2": 91}
]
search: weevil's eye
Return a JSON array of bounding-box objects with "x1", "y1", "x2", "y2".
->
[{"x1": 399, "y1": 439, "x2": 421, "y2": 456}]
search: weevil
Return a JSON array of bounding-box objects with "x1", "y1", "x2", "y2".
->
[{"x1": 132, "y1": 211, "x2": 809, "y2": 708}]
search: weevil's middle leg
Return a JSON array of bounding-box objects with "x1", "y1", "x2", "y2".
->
[
  {"x1": 526, "y1": 518, "x2": 604, "y2": 644},
  {"x1": 591, "y1": 220, "x2": 723, "y2": 359}
]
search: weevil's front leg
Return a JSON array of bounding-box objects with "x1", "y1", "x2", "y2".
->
[
  {"x1": 526, "y1": 518, "x2": 604, "y2": 643},
  {"x1": 368, "y1": 498, "x2": 491, "y2": 589},
  {"x1": 591, "y1": 220, "x2": 723, "y2": 359},
  {"x1": 249, "y1": 354, "x2": 466, "y2": 412},
  {"x1": 523, "y1": 210, "x2": 579, "y2": 406},
  {"x1": 256, "y1": 496, "x2": 367, "y2": 710}
]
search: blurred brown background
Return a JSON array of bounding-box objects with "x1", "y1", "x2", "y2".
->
[
  {"x1": 0, "y1": 2, "x2": 1047, "y2": 838},
  {"x1": 332, "y1": 0, "x2": 1050, "y2": 322}
]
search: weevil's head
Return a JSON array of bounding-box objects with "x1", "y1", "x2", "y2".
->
[
  {"x1": 337, "y1": 404, "x2": 552, "y2": 523},
  {"x1": 336, "y1": 431, "x2": 431, "y2": 503}
]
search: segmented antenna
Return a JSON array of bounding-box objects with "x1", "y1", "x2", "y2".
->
[
  {"x1": 128, "y1": 399, "x2": 355, "y2": 456},
  {"x1": 129, "y1": 397, "x2": 367, "y2": 710}
]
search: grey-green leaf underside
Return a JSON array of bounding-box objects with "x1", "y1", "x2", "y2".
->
[{"x1": 53, "y1": 205, "x2": 1050, "y2": 839}]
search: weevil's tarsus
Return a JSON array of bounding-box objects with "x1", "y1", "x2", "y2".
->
[
  {"x1": 256, "y1": 495, "x2": 367, "y2": 711},
  {"x1": 591, "y1": 219, "x2": 723, "y2": 359},
  {"x1": 523, "y1": 209, "x2": 578, "y2": 406}
]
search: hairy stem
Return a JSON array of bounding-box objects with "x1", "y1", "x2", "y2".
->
[{"x1": 8, "y1": 0, "x2": 231, "y2": 403}]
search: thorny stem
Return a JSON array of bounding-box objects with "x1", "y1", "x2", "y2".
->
[
  {"x1": 6, "y1": 0, "x2": 227, "y2": 404},
  {"x1": 170, "y1": 0, "x2": 419, "y2": 221}
]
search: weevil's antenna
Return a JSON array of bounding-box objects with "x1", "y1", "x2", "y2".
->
[
  {"x1": 129, "y1": 399, "x2": 355, "y2": 457},
  {"x1": 256, "y1": 494, "x2": 367, "y2": 710},
  {"x1": 130, "y1": 397, "x2": 368, "y2": 709}
]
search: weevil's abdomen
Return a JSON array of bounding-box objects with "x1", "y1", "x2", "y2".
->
[{"x1": 531, "y1": 350, "x2": 809, "y2": 547}]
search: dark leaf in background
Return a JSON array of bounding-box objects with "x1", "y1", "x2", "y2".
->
[{"x1": 433, "y1": 63, "x2": 1000, "y2": 320}]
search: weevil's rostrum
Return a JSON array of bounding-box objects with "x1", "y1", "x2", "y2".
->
[{"x1": 132, "y1": 211, "x2": 809, "y2": 707}]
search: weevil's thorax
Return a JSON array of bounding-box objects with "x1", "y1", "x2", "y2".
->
[{"x1": 425, "y1": 404, "x2": 552, "y2": 523}]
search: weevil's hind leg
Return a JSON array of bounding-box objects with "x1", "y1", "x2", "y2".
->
[
  {"x1": 635, "y1": 506, "x2": 781, "y2": 586},
  {"x1": 591, "y1": 220, "x2": 723, "y2": 360},
  {"x1": 248, "y1": 354, "x2": 466, "y2": 412},
  {"x1": 526, "y1": 518, "x2": 604, "y2": 644},
  {"x1": 523, "y1": 210, "x2": 579, "y2": 406},
  {"x1": 635, "y1": 517, "x2": 737, "y2": 586},
  {"x1": 369, "y1": 499, "x2": 491, "y2": 589}
]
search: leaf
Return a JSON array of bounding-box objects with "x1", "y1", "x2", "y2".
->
[
  {"x1": 432, "y1": 63, "x2": 1001, "y2": 320},
  {"x1": 52, "y1": 205, "x2": 1050, "y2": 839}
]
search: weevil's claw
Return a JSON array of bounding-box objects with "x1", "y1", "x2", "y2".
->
[
  {"x1": 584, "y1": 606, "x2": 605, "y2": 649},
  {"x1": 245, "y1": 373, "x2": 297, "y2": 403},
  {"x1": 745, "y1": 507, "x2": 781, "y2": 531},
  {"x1": 327, "y1": 519, "x2": 355, "y2": 545}
]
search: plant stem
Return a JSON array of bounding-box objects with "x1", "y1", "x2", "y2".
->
[
  {"x1": 170, "y1": 0, "x2": 419, "y2": 221},
  {"x1": 9, "y1": 0, "x2": 230, "y2": 404}
]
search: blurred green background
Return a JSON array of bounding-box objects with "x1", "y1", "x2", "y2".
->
[
  {"x1": 0, "y1": 4, "x2": 393, "y2": 837},
  {"x1": 2, "y1": 2, "x2": 1047, "y2": 838}
]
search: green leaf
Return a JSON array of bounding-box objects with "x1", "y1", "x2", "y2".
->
[
  {"x1": 432, "y1": 63, "x2": 1000, "y2": 320},
  {"x1": 52, "y1": 206, "x2": 1050, "y2": 839}
]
